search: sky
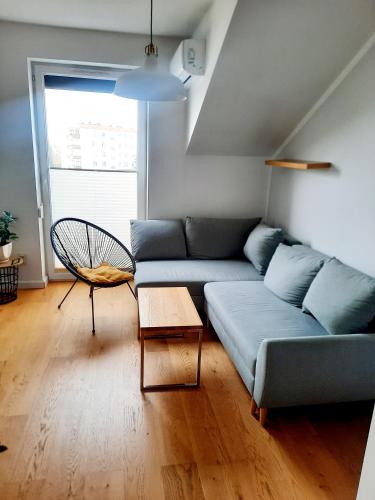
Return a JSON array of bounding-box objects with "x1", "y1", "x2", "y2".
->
[{"x1": 45, "y1": 89, "x2": 138, "y2": 138}]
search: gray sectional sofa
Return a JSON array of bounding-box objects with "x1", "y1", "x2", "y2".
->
[
  {"x1": 132, "y1": 217, "x2": 264, "y2": 309},
  {"x1": 131, "y1": 217, "x2": 375, "y2": 417}
]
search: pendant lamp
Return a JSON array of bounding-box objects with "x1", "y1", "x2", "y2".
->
[{"x1": 114, "y1": 0, "x2": 187, "y2": 102}]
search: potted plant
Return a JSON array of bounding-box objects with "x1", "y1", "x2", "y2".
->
[{"x1": 0, "y1": 211, "x2": 18, "y2": 262}]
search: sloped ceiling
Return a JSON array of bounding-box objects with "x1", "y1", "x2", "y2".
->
[
  {"x1": 0, "y1": 0, "x2": 212, "y2": 37},
  {"x1": 188, "y1": 0, "x2": 375, "y2": 156}
]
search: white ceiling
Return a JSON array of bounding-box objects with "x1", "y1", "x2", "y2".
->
[
  {"x1": 0, "y1": 0, "x2": 212, "y2": 37},
  {"x1": 188, "y1": 0, "x2": 375, "y2": 156}
]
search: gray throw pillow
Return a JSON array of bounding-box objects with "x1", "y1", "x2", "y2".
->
[
  {"x1": 303, "y1": 258, "x2": 375, "y2": 335},
  {"x1": 130, "y1": 219, "x2": 186, "y2": 261},
  {"x1": 185, "y1": 217, "x2": 260, "y2": 259},
  {"x1": 264, "y1": 244, "x2": 325, "y2": 307},
  {"x1": 243, "y1": 223, "x2": 284, "y2": 275}
]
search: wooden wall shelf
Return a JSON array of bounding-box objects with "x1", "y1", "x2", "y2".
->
[{"x1": 265, "y1": 159, "x2": 331, "y2": 170}]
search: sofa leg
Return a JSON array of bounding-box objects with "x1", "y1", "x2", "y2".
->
[
  {"x1": 250, "y1": 399, "x2": 258, "y2": 416},
  {"x1": 259, "y1": 408, "x2": 268, "y2": 427}
]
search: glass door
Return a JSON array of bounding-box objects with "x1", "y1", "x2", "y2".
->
[{"x1": 31, "y1": 62, "x2": 147, "y2": 280}]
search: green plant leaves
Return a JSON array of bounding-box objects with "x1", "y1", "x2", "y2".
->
[{"x1": 0, "y1": 211, "x2": 18, "y2": 246}]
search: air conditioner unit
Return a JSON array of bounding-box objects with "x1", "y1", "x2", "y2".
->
[{"x1": 170, "y1": 39, "x2": 205, "y2": 84}]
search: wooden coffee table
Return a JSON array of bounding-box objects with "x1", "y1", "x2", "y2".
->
[{"x1": 138, "y1": 287, "x2": 203, "y2": 392}]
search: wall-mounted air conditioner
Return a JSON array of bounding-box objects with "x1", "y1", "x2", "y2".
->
[{"x1": 170, "y1": 39, "x2": 205, "y2": 84}]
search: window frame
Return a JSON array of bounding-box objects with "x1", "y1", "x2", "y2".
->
[{"x1": 29, "y1": 59, "x2": 148, "y2": 281}]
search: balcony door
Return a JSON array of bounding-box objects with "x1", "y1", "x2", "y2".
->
[{"x1": 31, "y1": 62, "x2": 147, "y2": 280}]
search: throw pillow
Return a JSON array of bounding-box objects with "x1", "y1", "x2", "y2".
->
[
  {"x1": 264, "y1": 244, "x2": 325, "y2": 307},
  {"x1": 303, "y1": 258, "x2": 375, "y2": 335},
  {"x1": 243, "y1": 223, "x2": 283, "y2": 275}
]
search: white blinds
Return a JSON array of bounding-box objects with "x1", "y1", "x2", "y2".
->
[{"x1": 50, "y1": 169, "x2": 137, "y2": 249}]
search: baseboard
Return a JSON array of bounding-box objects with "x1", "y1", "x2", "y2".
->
[{"x1": 19, "y1": 277, "x2": 48, "y2": 289}]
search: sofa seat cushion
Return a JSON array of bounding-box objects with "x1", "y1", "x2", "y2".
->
[
  {"x1": 204, "y1": 281, "x2": 328, "y2": 379},
  {"x1": 134, "y1": 259, "x2": 262, "y2": 297}
]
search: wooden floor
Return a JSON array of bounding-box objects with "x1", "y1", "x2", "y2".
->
[{"x1": 0, "y1": 282, "x2": 372, "y2": 500}]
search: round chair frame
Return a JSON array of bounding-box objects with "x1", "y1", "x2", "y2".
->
[{"x1": 50, "y1": 217, "x2": 137, "y2": 334}]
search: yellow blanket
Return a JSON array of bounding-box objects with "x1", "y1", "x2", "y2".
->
[{"x1": 76, "y1": 262, "x2": 133, "y2": 284}]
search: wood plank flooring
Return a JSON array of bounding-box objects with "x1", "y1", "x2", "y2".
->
[{"x1": 0, "y1": 282, "x2": 372, "y2": 499}]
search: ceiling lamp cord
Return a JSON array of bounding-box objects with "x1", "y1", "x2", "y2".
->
[
  {"x1": 146, "y1": 0, "x2": 158, "y2": 56},
  {"x1": 150, "y1": 0, "x2": 153, "y2": 46}
]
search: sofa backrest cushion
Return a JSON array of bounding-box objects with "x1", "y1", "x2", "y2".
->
[
  {"x1": 282, "y1": 233, "x2": 301, "y2": 246},
  {"x1": 291, "y1": 244, "x2": 330, "y2": 262},
  {"x1": 130, "y1": 219, "x2": 186, "y2": 261},
  {"x1": 303, "y1": 258, "x2": 375, "y2": 335},
  {"x1": 264, "y1": 244, "x2": 326, "y2": 307},
  {"x1": 185, "y1": 217, "x2": 260, "y2": 259},
  {"x1": 243, "y1": 223, "x2": 284, "y2": 275}
]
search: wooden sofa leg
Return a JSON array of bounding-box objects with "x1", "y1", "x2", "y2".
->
[
  {"x1": 250, "y1": 399, "x2": 258, "y2": 416},
  {"x1": 259, "y1": 408, "x2": 268, "y2": 427}
]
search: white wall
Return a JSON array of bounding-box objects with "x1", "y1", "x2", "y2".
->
[
  {"x1": 357, "y1": 406, "x2": 375, "y2": 500},
  {"x1": 186, "y1": 0, "x2": 237, "y2": 148},
  {"x1": 267, "y1": 40, "x2": 375, "y2": 277},
  {"x1": 148, "y1": 101, "x2": 267, "y2": 218},
  {"x1": 0, "y1": 21, "x2": 268, "y2": 286},
  {"x1": 187, "y1": 0, "x2": 375, "y2": 156},
  {"x1": 0, "y1": 21, "x2": 177, "y2": 287}
]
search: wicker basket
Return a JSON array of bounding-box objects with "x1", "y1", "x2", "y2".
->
[{"x1": 0, "y1": 258, "x2": 22, "y2": 305}]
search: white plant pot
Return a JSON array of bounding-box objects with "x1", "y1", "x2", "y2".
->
[{"x1": 0, "y1": 242, "x2": 12, "y2": 262}]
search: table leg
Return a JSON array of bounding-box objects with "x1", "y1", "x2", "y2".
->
[
  {"x1": 141, "y1": 328, "x2": 203, "y2": 392},
  {"x1": 137, "y1": 307, "x2": 140, "y2": 340},
  {"x1": 140, "y1": 329, "x2": 145, "y2": 391},
  {"x1": 196, "y1": 329, "x2": 203, "y2": 388}
]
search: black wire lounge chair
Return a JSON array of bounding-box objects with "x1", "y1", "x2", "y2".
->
[{"x1": 50, "y1": 217, "x2": 136, "y2": 334}]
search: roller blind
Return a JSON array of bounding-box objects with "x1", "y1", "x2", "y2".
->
[{"x1": 44, "y1": 75, "x2": 116, "y2": 94}]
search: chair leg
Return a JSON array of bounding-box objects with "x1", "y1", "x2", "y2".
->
[
  {"x1": 58, "y1": 278, "x2": 78, "y2": 309},
  {"x1": 126, "y1": 281, "x2": 137, "y2": 300},
  {"x1": 90, "y1": 285, "x2": 95, "y2": 335}
]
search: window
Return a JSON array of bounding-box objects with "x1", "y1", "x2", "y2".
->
[
  {"x1": 44, "y1": 80, "x2": 139, "y2": 250},
  {"x1": 30, "y1": 66, "x2": 147, "y2": 279}
]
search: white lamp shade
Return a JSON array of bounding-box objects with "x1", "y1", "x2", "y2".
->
[{"x1": 114, "y1": 54, "x2": 187, "y2": 102}]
